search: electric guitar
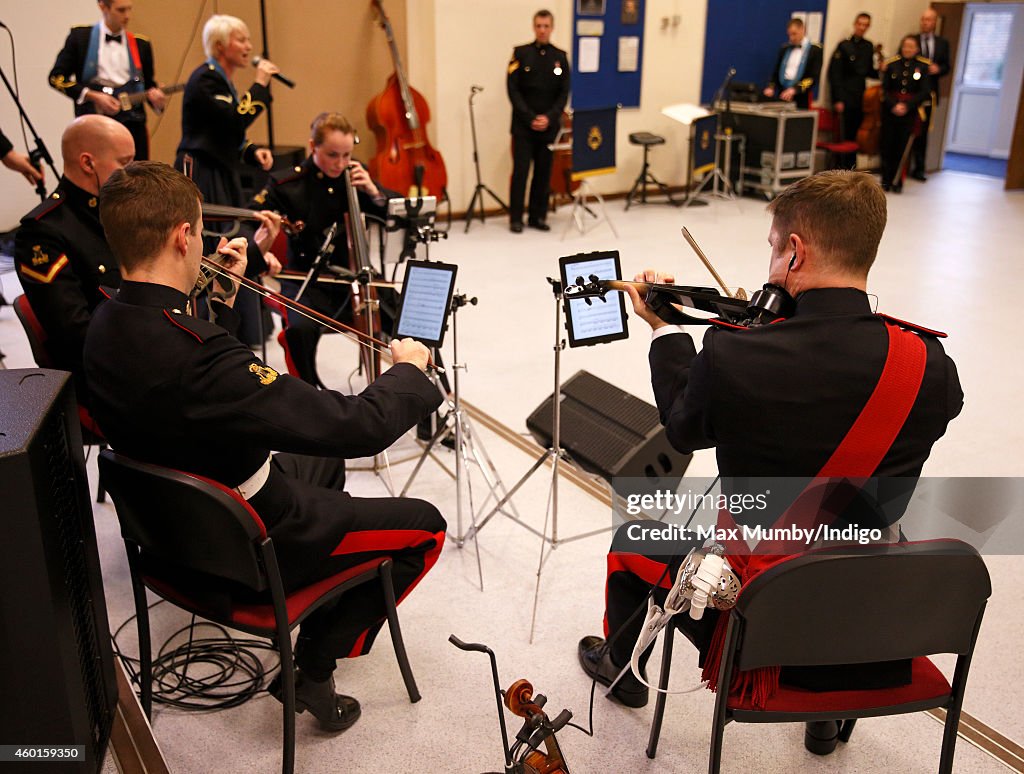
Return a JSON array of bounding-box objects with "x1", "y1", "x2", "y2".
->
[{"x1": 88, "y1": 78, "x2": 186, "y2": 114}]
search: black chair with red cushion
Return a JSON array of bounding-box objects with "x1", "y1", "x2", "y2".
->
[
  {"x1": 645, "y1": 540, "x2": 991, "y2": 774},
  {"x1": 816, "y1": 108, "x2": 861, "y2": 170},
  {"x1": 13, "y1": 293, "x2": 107, "y2": 501},
  {"x1": 98, "y1": 449, "x2": 421, "y2": 774}
]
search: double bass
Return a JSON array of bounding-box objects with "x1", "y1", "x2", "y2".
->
[{"x1": 367, "y1": 0, "x2": 448, "y2": 200}]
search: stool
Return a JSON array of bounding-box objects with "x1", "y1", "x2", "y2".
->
[{"x1": 625, "y1": 132, "x2": 679, "y2": 209}]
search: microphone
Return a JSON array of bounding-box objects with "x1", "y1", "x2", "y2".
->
[
  {"x1": 251, "y1": 56, "x2": 295, "y2": 89},
  {"x1": 471, "y1": 84, "x2": 483, "y2": 93}
]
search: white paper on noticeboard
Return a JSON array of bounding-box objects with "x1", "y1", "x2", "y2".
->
[
  {"x1": 579, "y1": 37, "x2": 601, "y2": 73},
  {"x1": 618, "y1": 36, "x2": 639, "y2": 72}
]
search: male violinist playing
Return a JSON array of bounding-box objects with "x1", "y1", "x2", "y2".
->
[
  {"x1": 578, "y1": 170, "x2": 962, "y2": 755},
  {"x1": 85, "y1": 160, "x2": 446, "y2": 733}
]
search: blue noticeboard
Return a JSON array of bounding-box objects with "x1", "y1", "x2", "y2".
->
[
  {"x1": 572, "y1": 107, "x2": 618, "y2": 179},
  {"x1": 572, "y1": 0, "x2": 646, "y2": 110},
  {"x1": 701, "y1": 0, "x2": 829, "y2": 105}
]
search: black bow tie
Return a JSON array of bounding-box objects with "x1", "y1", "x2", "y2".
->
[{"x1": 105, "y1": 33, "x2": 123, "y2": 44}]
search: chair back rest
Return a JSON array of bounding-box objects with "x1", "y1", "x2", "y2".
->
[
  {"x1": 733, "y1": 541, "x2": 991, "y2": 670},
  {"x1": 98, "y1": 449, "x2": 270, "y2": 591},
  {"x1": 13, "y1": 294, "x2": 54, "y2": 369}
]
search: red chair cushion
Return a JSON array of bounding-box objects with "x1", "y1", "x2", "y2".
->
[
  {"x1": 816, "y1": 140, "x2": 860, "y2": 153},
  {"x1": 144, "y1": 556, "x2": 386, "y2": 633},
  {"x1": 727, "y1": 656, "x2": 950, "y2": 714}
]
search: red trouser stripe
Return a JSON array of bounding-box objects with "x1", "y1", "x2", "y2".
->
[{"x1": 340, "y1": 529, "x2": 446, "y2": 658}]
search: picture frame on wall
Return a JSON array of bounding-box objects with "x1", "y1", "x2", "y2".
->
[
  {"x1": 622, "y1": 0, "x2": 639, "y2": 25},
  {"x1": 577, "y1": 0, "x2": 606, "y2": 17}
]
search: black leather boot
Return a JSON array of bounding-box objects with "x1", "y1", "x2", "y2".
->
[{"x1": 271, "y1": 670, "x2": 361, "y2": 733}]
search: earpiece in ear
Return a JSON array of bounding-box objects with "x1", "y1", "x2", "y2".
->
[{"x1": 788, "y1": 253, "x2": 796, "y2": 270}]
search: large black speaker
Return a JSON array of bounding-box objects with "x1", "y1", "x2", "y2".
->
[
  {"x1": 526, "y1": 370, "x2": 691, "y2": 491},
  {"x1": 0, "y1": 369, "x2": 116, "y2": 773}
]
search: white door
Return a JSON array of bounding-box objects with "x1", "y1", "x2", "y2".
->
[{"x1": 946, "y1": 4, "x2": 1024, "y2": 158}]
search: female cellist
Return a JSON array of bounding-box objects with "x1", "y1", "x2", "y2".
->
[{"x1": 249, "y1": 112, "x2": 394, "y2": 386}]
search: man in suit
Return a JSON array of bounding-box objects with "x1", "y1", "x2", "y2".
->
[
  {"x1": 827, "y1": 13, "x2": 878, "y2": 168},
  {"x1": 911, "y1": 7, "x2": 951, "y2": 180},
  {"x1": 507, "y1": 9, "x2": 571, "y2": 233},
  {"x1": 763, "y1": 18, "x2": 823, "y2": 109},
  {"x1": 49, "y1": 0, "x2": 165, "y2": 160}
]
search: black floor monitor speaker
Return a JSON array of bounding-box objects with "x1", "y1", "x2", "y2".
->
[
  {"x1": 0, "y1": 369, "x2": 116, "y2": 773},
  {"x1": 526, "y1": 370, "x2": 691, "y2": 493}
]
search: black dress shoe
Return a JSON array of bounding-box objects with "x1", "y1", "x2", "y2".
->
[
  {"x1": 804, "y1": 720, "x2": 840, "y2": 755},
  {"x1": 892, "y1": 183, "x2": 903, "y2": 194},
  {"x1": 270, "y1": 670, "x2": 361, "y2": 733},
  {"x1": 910, "y1": 172, "x2": 927, "y2": 182},
  {"x1": 510, "y1": 221, "x2": 524, "y2": 233},
  {"x1": 881, "y1": 183, "x2": 891, "y2": 192},
  {"x1": 527, "y1": 220, "x2": 551, "y2": 232},
  {"x1": 577, "y1": 635, "x2": 649, "y2": 707}
]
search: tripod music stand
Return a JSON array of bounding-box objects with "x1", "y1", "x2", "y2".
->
[
  {"x1": 464, "y1": 86, "x2": 509, "y2": 232},
  {"x1": 399, "y1": 291, "x2": 520, "y2": 591},
  {"x1": 467, "y1": 276, "x2": 619, "y2": 640}
]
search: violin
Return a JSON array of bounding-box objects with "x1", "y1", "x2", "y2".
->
[
  {"x1": 564, "y1": 227, "x2": 794, "y2": 327},
  {"x1": 449, "y1": 635, "x2": 573, "y2": 774},
  {"x1": 195, "y1": 255, "x2": 441, "y2": 374},
  {"x1": 367, "y1": 0, "x2": 448, "y2": 200},
  {"x1": 200, "y1": 203, "x2": 303, "y2": 236}
]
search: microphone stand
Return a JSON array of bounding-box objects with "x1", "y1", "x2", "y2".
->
[
  {"x1": 464, "y1": 85, "x2": 509, "y2": 232},
  {"x1": 0, "y1": 58, "x2": 58, "y2": 201},
  {"x1": 295, "y1": 221, "x2": 339, "y2": 303}
]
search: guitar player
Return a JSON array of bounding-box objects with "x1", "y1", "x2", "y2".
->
[{"x1": 49, "y1": 0, "x2": 166, "y2": 160}]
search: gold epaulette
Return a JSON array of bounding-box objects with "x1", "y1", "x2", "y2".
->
[
  {"x1": 882, "y1": 54, "x2": 901, "y2": 65},
  {"x1": 915, "y1": 55, "x2": 932, "y2": 65}
]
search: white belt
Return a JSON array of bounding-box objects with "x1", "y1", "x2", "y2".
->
[{"x1": 234, "y1": 456, "x2": 272, "y2": 500}]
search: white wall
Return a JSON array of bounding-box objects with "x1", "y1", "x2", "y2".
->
[
  {"x1": 0, "y1": 0, "x2": 88, "y2": 229},
  {"x1": 407, "y1": 0, "x2": 926, "y2": 212}
]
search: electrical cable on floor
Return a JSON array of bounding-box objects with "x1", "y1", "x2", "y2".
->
[{"x1": 112, "y1": 601, "x2": 280, "y2": 712}]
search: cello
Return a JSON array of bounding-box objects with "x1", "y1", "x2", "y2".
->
[{"x1": 367, "y1": 0, "x2": 448, "y2": 200}]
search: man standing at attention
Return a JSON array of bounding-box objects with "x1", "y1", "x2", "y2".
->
[
  {"x1": 827, "y1": 13, "x2": 877, "y2": 169},
  {"x1": 507, "y1": 9, "x2": 570, "y2": 234}
]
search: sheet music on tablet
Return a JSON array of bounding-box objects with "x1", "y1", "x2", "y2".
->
[
  {"x1": 560, "y1": 251, "x2": 629, "y2": 347},
  {"x1": 393, "y1": 260, "x2": 458, "y2": 348}
]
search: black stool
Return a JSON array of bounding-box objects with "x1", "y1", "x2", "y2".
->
[{"x1": 625, "y1": 132, "x2": 679, "y2": 209}]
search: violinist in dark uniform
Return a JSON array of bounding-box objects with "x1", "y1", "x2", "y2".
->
[
  {"x1": 49, "y1": 0, "x2": 165, "y2": 160},
  {"x1": 507, "y1": 9, "x2": 571, "y2": 233},
  {"x1": 175, "y1": 14, "x2": 283, "y2": 346},
  {"x1": 880, "y1": 37, "x2": 930, "y2": 193},
  {"x1": 578, "y1": 171, "x2": 962, "y2": 754},
  {"x1": 250, "y1": 112, "x2": 392, "y2": 387},
  {"x1": 86, "y1": 161, "x2": 446, "y2": 733},
  {"x1": 13, "y1": 115, "x2": 134, "y2": 423},
  {"x1": 762, "y1": 17, "x2": 823, "y2": 109},
  {"x1": 827, "y1": 13, "x2": 877, "y2": 168}
]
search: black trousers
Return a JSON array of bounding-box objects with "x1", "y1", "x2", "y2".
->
[
  {"x1": 267, "y1": 453, "x2": 446, "y2": 680},
  {"x1": 836, "y1": 100, "x2": 864, "y2": 169},
  {"x1": 123, "y1": 119, "x2": 149, "y2": 161},
  {"x1": 910, "y1": 101, "x2": 933, "y2": 176},
  {"x1": 880, "y1": 111, "x2": 915, "y2": 187},
  {"x1": 510, "y1": 129, "x2": 556, "y2": 224}
]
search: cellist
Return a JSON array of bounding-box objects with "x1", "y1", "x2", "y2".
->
[{"x1": 250, "y1": 112, "x2": 395, "y2": 387}]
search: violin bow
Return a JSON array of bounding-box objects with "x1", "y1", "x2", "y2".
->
[
  {"x1": 681, "y1": 227, "x2": 748, "y2": 300},
  {"x1": 199, "y1": 257, "x2": 443, "y2": 374}
]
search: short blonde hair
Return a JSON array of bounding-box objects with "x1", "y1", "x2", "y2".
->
[{"x1": 202, "y1": 14, "x2": 247, "y2": 59}]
